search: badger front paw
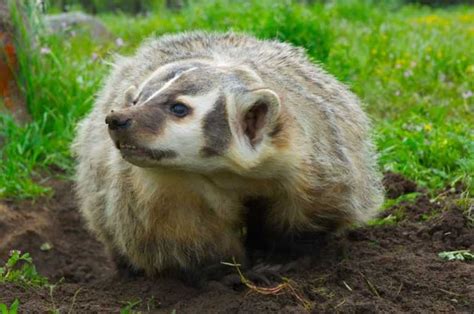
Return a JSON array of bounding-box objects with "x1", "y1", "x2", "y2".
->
[{"x1": 110, "y1": 251, "x2": 145, "y2": 279}]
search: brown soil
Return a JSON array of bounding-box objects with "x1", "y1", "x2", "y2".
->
[
  {"x1": 0, "y1": 174, "x2": 473, "y2": 313},
  {"x1": 382, "y1": 171, "x2": 419, "y2": 199}
]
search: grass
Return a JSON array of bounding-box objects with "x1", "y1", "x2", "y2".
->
[
  {"x1": 0, "y1": 250, "x2": 67, "y2": 313},
  {"x1": 119, "y1": 299, "x2": 143, "y2": 314},
  {"x1": 367, "y1": 192, "x2": 420, "y2": 226},
  {"x1": 0, "y1": 299, "x2": 19, "y2": 314},
  {"x1": 0, "y1": 250, "x2": 49, "y2": 287},
  {"x1": 438, "y1": 249, "x2": 474, "y2": 261},
  {"x1": 0, "y1": 0, "x2": 473, "y2": 199}
]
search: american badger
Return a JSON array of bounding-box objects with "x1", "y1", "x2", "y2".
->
[{"x1": 73, "y1": 32, "x2": 383, "y2": 277}]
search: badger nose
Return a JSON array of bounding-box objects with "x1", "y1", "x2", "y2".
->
[{"x1": 105, "y1": 111, "x2": 132, "y2": 130}]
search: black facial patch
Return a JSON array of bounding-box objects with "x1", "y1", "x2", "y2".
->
[
  {"x1": 200, "y1": 95, "x2": 232, "y2": 157},
  {"x1": 269, "y1": 120, "x2": 284, "y2": 138},
  {"x1": 138, "y1": 106, "x2": 167, "y2": 135},
  {"x1": 149, "y1": 149, "x2": 178, "y2": 160}
]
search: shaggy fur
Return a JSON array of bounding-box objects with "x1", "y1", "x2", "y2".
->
[{"x1": 72, "y1": 31, "x2": 384, "y2": 276}]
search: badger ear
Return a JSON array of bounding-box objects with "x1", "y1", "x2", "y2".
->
[
  {"x1": 241, "y1": 89, "x2": 281, "y2": 147},
  {"x1": 125, "y1": 85, "x2": 138, "y2": 105}
]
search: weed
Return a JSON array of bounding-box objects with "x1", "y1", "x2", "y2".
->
[
  {"x1": 120, "y1": 299, "x2": 142, "y2": 314},
  {"x1": 0, "y1": 299, "x2": 19, "y2": 314},
  {"x1": 368, "y1": 192, "x2": 420, "y2": 226},
  {"x1": 367, "y1": 214, "x2": 398, "y2": 226},
  {"x1": 455, "y1": 197, "x2": 474, "y2": 226},
  {"x1": 0, "y1": 250, "x2": 49, "y2": 287},
  {"x1": 438, "y1": 250, "x2": 474, "y2": 261}
]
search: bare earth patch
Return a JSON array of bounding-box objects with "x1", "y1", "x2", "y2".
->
[{"x1": 0, "y1": 174, "x2": 472, "y2": 312}]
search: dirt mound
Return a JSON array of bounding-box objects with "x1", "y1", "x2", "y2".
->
[
  {"x1": 0, "y1": 174, "x2": 472, "y2": 312},
  {"x1": 382, "y1": 171, "x2": 418, "y2": 199}
]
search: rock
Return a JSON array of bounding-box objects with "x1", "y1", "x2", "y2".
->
[{"x1": 44, "y1": 12, "x2": 112, "y2": 41}]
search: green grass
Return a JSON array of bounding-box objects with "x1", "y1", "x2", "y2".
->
[
  {"x1": 0, "y1": 250, "x2": 49, "y2": 287},
  {"x1": 0, "y1": 0, "x2": 473, "y2": 199},
  {"x1": 367, "y1": 192, "x2": 420, "y2": 226},
  {"x1": 0, "y1": 250, "x2": 49, "y2": 314},
  {"x1": 438, "y1": 249, "x2": 474, "y2": 261},
  {"x1": 119, "y1": 299, "x2": 142, "y2": 314},
  {"x1": 0, "y1": 299, "x2": 19, "y2": 314}
]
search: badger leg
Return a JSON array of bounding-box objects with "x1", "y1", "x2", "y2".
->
[
  {"x1": 219, "y1": 231, "x2": 333, "y2": 288},
  {"x1": 245, "y1": 197, "x2": 332, "y2": 259},
  {"x1": 260, "y1": 231, "x2": 332, "y2": 259},
  {"x1": 168, "y1": 263, "x2": 235, "y2": 288},
  {"x1": 158, "y1": 254, "x2": 250, "y2": 288},
  {"x1": 109, "y1": 249, "x2": 145, "y2": 278},
  {"x1": 240, "y1": 197, "x2": 338, "y2": 286}
]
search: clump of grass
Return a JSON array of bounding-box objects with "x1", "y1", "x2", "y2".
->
[
  {"x1": 367, "y1": 213, "x2": 399, "y2": 227},
  {"x1": 438, "y1": 250, "x2": 474, "y2": 261},
  {"x1": 0, "y1": 250, "x2": 49, "y2": 287},
  {"x1": 119, "y1": 299, "x2": 142, "y2": 314},
  {"x1": 368, "y1": 192, "x2": 420, "y2": 226},
  {"x1": 0, "y1": 299, "x2": 19, "y2": 314}
]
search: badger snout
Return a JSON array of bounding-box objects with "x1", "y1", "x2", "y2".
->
[
  {"x1": 105, "y1": 111, "x2": 132, "y2": 131},
  {"x1": 105, "y1": 110, "x2": 137, "y2": 150},
  {"x1": 105, "y1": 108, "x2": 164, "y2": 160}
]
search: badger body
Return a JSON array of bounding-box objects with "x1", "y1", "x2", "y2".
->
[{"x1": 73, "y1": 32, "x2": 383, "y2": 275}]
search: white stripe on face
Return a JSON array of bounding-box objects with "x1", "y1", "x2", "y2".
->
[
  {"x1": 136, "y1": 67, "x2": 164, "y2": 96},
  {"x1": 141, "y1": 67, "x2": 198, "y2": 105}
]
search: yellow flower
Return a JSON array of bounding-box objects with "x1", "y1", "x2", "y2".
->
[
  {"x1": 458, "y1": 13, "x2": 474, "y2": 23},
  {"x1": 424, "y1": 123, "x2": 433, "y2": 132},
  {"x1": 412, "y1": 15, "x2": 450, "y2": 27}
]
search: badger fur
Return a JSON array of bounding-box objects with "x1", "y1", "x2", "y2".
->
[{"x1": 72, "y1": 31, "x2": 384, "y2": 276}]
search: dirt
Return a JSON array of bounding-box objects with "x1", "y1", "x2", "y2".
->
[
  {"x1": 0, "y1": 173, "x2": 473, "y2": 313},
  {"x1": 382, "y1": 171, "x2": 419, "y2": 199}
]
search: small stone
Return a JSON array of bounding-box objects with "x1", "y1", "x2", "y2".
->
[{"x1": 40, "y1": 242, "x2": 53, "y2": 251}]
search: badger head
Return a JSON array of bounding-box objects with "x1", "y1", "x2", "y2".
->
[{"x1": 105, "y1": 60, "x2": 283, "y2": 174}]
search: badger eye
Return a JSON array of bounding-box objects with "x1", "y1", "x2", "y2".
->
[{"x1": 169, "y1": 103, "x2": 189, "y2": 117}]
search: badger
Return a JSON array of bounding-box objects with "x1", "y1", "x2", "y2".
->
[{"x1": 72, "y1": 32, "x2": 383, "y2": 279}]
